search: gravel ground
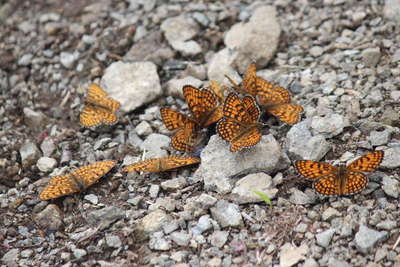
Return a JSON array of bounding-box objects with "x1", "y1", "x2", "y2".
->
[{"x1": 1, "y1": 0, "x2": 400, "y2": 266}]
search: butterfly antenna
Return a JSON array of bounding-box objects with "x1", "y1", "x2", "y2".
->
[{"x1": 224, "y1": 74, "x2": 240, "y2": 89}]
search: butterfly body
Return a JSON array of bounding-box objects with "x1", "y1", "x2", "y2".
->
[{"x1": 295, "y1": 151, "x2": 384, "y2": 196}]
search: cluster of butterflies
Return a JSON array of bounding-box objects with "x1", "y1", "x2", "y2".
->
[{"x1": 39, "y1": 64, "x2": 385, "y2": 200}]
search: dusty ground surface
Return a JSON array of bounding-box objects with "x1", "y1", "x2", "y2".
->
[{"x1": 1, "y1": 0, "x2": 400, "y2": 266}]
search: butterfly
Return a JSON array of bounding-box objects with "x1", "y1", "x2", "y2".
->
[
  {"x1": 39, "y1": 160, "x2": 116, "y2": 200},
  {"x1": 160, "y1": 108, "x2": 197, "y2": 152},
  {"x1": 256, "y1": 78, "x2": 303, "y2": 125},
  {"x1": 217, "y1": 92, "x2": 264, "y2": 152},
  {"x1": 79, "y1": 83, "x2": 121, "y2": 128},
  {"x1": 294, "y1": 151, "x2": 384, "y2": 196},
  {"x1": 122, "y1": 155, "x2": 200, "y2": 173},
  {"x1": 183, "y1": 85, "x2": 223, "y2": 127}
]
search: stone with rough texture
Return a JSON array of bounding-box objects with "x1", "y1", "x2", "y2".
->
[
  {"x1": 384, "y1": 0, "x2": 400, "y2": 24},
  {"x1": 149, "y1": 231, "x2": 171, "y2": 251},
  {"x1": 380, "y1": 147, "x2": 400, "y2": 169},
  {"x1": 34, "y1": 204, "x2": 63, "y2": 231},
  {"x1": 210, "y1": 200, "x2": 243, "y2": 228},
  {"x1": 86, "y1": 206, "x2": 125, "y2": 230},
  {"x1": 102, "y1": 61, "x2": 161, "y2": 112},
  {"x1": 286, "y1": 120, "x2": 331, "y2": 161},
  {"x1": 362, "y1": 48, "x2": 381, "y2": 67},
  {"x1": 280, "y1": 243, "x2": 309, "y2": 267},
  {"x1": 2, "y1": 248, "x2": 19, "y2": 265},
  {"x1": 140, "y1": 133, "x2": 170, "y2": 159},
  {"x1": 106, "y1": 234, "x2": 122, "y2": 248},
  {"x1": 381, "y1": 175, "x2": 400, "y2": 198},
  {"x1": 23, "y1": 107, "x2": 47, "y2": 130},
  {"x1": 20, "y1": 141, "x2": 41, "y2": 167},
  {"x1": 140, "y1": 209, "x2": 172, "y2": 233},
  {"x1": 194, "y1": 134, "x2": 284, "y2": 193},
  {"x1": 170, "y1": 231, "x2": 191, "y2": 246},
  {"x1": 166, "y1": 76, "x2": 203, "y2": 97},
  {"x1": 209, "y1": 230, "x2": 229, "y2": 248},
  {"x1": 207, "y1": 47, "x2": 240, "y2": 83},
  {"x1": 355, "y1": 225, "x2": 388, "y2": 253},
  {"x1": 224, "y1": 5, "x2": 281, "y2": 73},
  {"x1": 310, "y1": 113, "x2": 350, "y2": 138},
  {"x1": 231, "y1": 173, "x2": 278, "y2": 204},
  {"x1": 316, "y1": 229, "x2": 335, "y2": 247}
]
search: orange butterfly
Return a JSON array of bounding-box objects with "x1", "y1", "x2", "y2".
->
[
  {"x1": 160, "y1": 108, "x2": 197, "y2": 152},
  {"x1": 217, "y1": 92, "x2": 264, "y2": 152},
  {"x1": 183, "y1": 85, "x2": 223, "y2": 127},
  {"x1": 122, "y1": 155, "x2": 200, "y2": 173},
  {"x1": 294, "y1": 151, "x2": 384, "y2": 196},
  {"x1": 39, "y1": 160, "x2": 116, "y2": 200},
  {"x1": 225, "y1": 63, "x2": 258, "y2": 97},
  {"x1": 80, "y1": 83, "x2": 121, "y2": 128}
]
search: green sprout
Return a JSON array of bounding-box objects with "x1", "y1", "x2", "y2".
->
[{"x1": 253, "y1": 190, "x2": 272, "y2": 207}]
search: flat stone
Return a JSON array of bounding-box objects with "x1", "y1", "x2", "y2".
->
[
  {"x1": 60, "y1": 51, "x2": 79, "y2": 69},
  {"x1": 140, "y1": 209, "x2": 172, "y2": 233},
  {"x1": 84, "y1": 194, "x2": 98, "y2": 205},
  {"x1": 231, "y1": 173, "x2": 278, "y2": 204},
  {"x1": 160, "y1": 177, "x2": 187, "y2": 191},
  {"x1": 34, "y1": 204, "x2": 63, "y2": 231},
  {"x1": 20, "y1": 141, "x2": 41, "y2": 167},
  {"x1": 322, "y1": 207, "x2": 341, "y2": 221},
  {"x1": 280, "y1": 243, "x2": 308, "y2": 267},
  {"x1": 166, "y1": 76, "x2": 203, "y2": 97},
  {"x1": 381, "y1": 175, "x2": 400, "y2": 198},
  {"x1": 310, "y1": 113, "x2": 350, "y2": 138},
  {"x1": 102, "y1": 61, "x2": 162, "y2": 112},
  {"x1": 161, "y1": 15, "x2": 199, "y2": 44},
  {"x1": 316, "y1": 229, "x2": 335, "y2": 248},
  {"x1": 86, "y1": 206, "x2": 125, "y2": 230},
  {"x1": 36, "y1": 157, "x2": 57, "y2": 172},
  {"x1": 355, "y1": 225, "x2": 388, "y2": 253},
  {"x1": 368, "y1": 129, "x2": 391, "y2": 146},
  {"x1": 40, "y1": 137, "x2": 56, "y2": 157},
  {"x1": 135, "y1": 121, "x2": 152, "y2": 136},
  {"x1": 72, "y1": 248, "x2": 87, "y2": 259},
  {"x1": 105, "y1": 234, "x2": 122, "y2": 248},
  {"x1": 2, "y1": 248, "x2": 19, "y2": 265},
  {"x1": 194, "y1": 134, "x2": 284, "y2": 193},
  {"x1": 210, "y1": 200, "x2": 243, "y2": 228},
  {"x1": 170, "y1": 231, "x2": 191, "y2": 246},
  {"x1": 362, "y1": 47, "x2": 381, "y2": 67},
  {"x1": 209, "y1": 230, "x2": 229, "y2": 248},
  {"x1": 149, "y1": 231, "x2": 171, "y2": 251}
]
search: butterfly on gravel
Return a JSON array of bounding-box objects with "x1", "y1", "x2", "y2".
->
[
  {"x1": 294, "y1": 151, "x2": 384, "y2": 196},
  {"x1": 122, "y1": 155, "x2": 200, "y2": 173},
  {"x1": 79, "y1": 83, "x2": 121, "y2": 128},
  {"x1": 39, "y1": 160, "x2": 116, "y2": 200}
]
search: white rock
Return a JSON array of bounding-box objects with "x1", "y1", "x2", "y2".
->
[
  {"x1": 194, "y1": 134, "x2": 284, "y2": 193},
  {"x1": 166, "y1": 76, "x2": 203, "y2": 97},
  {"x1": 36, "y1": 157, "x2": 57, "y2": 172},
  {"x1": 60, "y1": 51, "x2": 79, "y2": 69},
  {"x1": 207, "y1": 47, "x2": 240, "y2": 83},
  {"x1": 140, "y1": 133, "x2": 170, "y2": 158},
  {"x1": 224, "y1": 5, "x2": 281, "y2": 72},
  {"x1": 279, "y1": 243, "x2": 309, "y2": 267},
  {"x1": 102, "y1": 61, "x2": 162, "y2": 112},
  {"x1": 231, "y1": 173, "x2": 278, "y2": 204},
  {"x1": 161, "y1": 15, "x2": 199, "y2": 44},
  {"x1": 170, "y1": 40, "x2": 202, "y2": 56}
]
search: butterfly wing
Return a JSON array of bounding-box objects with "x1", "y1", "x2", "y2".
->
[
  {"x1": 86, "y1": 83, "x2": 120, "y2": 112},
  {"x1": 342, "y1": 171, "x2": 368, "y2": 195},
  {"x1": 242, "y1": 95, "x2": 261, "y2": 123},
  {"x1": 266, "y1": 103, "x2": 303, "y2": 125},
  {"x1": 171, "y1": 121, "x2": 197, "y2": 152},
  {"x1": 160, "y1": 108, "x2": 192, "y2": 131},
  {"x1": 294, "y1": 160, "x2": 336, "y2": 180},
  {"x1": 72, "y1": 160, "x2": 116, "y2": 188},
  {"x1": 122, "y1": 158, "x2": 160, "y2": 173},
  {"x1": 162, "y1": 155, "x2": 201, "y2": 171},
  {"x1": 241, "y1": 63, "x2": 258, "y2": 96},
  {"x1": 347, "y1": 151, "x2": 384, "y2": 172},
  {"x1": 217, "y1": 119, "x2": 241, "y2": 142},
  {"x1": 313, "y1": 173, "x2": 341, "y2": 196},
  {"x1": 39, "y1": 174, "x2": 80, "y2": 200},
  {"x1": 230, "y1": 127, "x2": 262, "y2": 152},
  {"x1": 256, "y1": 79, "x2": 291, "y2": 105},
  {"x1": 80, "y1": 104, "x2": 119, "y2": 127}
]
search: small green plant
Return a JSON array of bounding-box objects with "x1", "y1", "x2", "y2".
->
[{"x1": 253, "y1": 190, "x2": 272, "y2": 207}]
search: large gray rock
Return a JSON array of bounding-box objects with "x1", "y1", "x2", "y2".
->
[
  {"x1": 140, "y1": 209, "x2": 172, "y2": 233},
  {"x1": 101, "y1": 61, "x2": 161, "y2": 112},
  {"x1": 384, "y1": 0, "x2": 400, "y2": 24},
  {"x1": 310, "y1": 113, "x2": 350, "y2": 138},
  {"x1": 193, "y1": 134, "x2": 284, "y2": 193},
  {"x1": 354, "y1": 225, "x2": 388, "y2": 254},
  {"x1": 286, "y1": 120, "x2": 331, "y2": 161},
  {"x1": 224, "y1": 5, "x2": 281, "y2": 73},
  {"x1": 86, "y1": 206, "x2": 125, "y2": 230},
  {"x1": 207, "y1": 47, "x2": 240, "y2": 83},
  {"x1": 23, "y1": 107, "x2": 47, "y2": 130},
  {"x1": 279, "y1": 243, "x2": 309, "y2": 267},
  {"x1": 231, "y1": 173, "x2": 278, "y2": 204}
]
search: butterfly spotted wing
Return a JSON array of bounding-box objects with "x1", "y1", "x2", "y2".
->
[
  {"x1": 225, "y1": 63, "x2": 258, "y2": 96},
  {"x1": 160, "y1": 108, "x2": 197, "y2": 152},
  {"x1": 122, "y1": 156, "x2": 200, "y2": 173},
  {"x1": 183, "y1": 85, "x2": 223, "y2": 127},
  {"x1": 39, "y1": 160, "x2": 116, "y2": 200},
  {"x1": 217, "y1": 93, "x2": 262, "y2": 152},
  {"x1": 80, "y1": 83, "x2": 121, "y2": 128},
  {"x1": 347, "y1": 151, "x2": 384, "y2": 172}
]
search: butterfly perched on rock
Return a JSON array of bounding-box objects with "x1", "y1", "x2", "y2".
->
[
  {"x1": 227, "y1": 63, "x2": 303, "y2": 124},
  {"x1": 122, "y1": 155, "x2": 200, "y2": 173},
  {"x1": 79, "y1": 83, "x2": 121, "y2": 128},
  {"x1": 294, "y1": 151, "x2": 384, "y2": 196},
  {"x1": 39, "y1": 160, "x2": 116, "y2": 200},
  {"x1": 183, "y1": 85, "x2": 223, "y2": 128},
  {"x1": 217, "y1": 92, "x2": 264, "y2": 152}
]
